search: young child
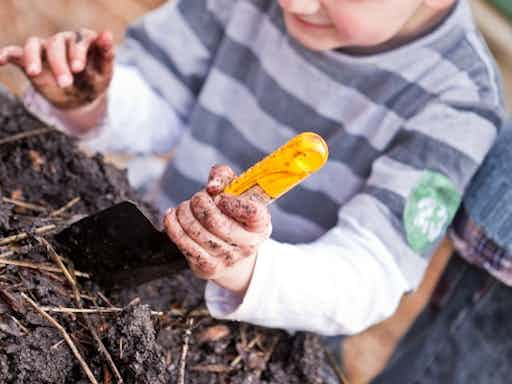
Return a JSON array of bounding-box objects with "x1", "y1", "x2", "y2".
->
[{"x1": 0, "y1": 0, "x2": 504, "y2": 339}]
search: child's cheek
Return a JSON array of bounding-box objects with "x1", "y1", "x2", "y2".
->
[
  {"x1": 330, "y1": 12, "x2": 395, "y2": 46},
  {"x1": 329, "y1": 14, "x2": 366, "y2": 44}
]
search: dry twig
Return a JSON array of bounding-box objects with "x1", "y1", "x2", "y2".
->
[
  {"x1": 51, "y1": 339, "x2": 66, "y2": 350},
  {"x1": 0, "y1": 224, "x2": 56, "y2": 246},
  {"x1": 39, "y1": 306, "x2": 164, "y2": 316},
  {"x1": 97, "y1": 291, "x2": 115, "y2": 308},
  {"x1": 9, "y1": 315, "x2": 29, "y2": 335},
  {"x1": 168, "y1": 307, "x2": 210, "y2": 318},
  {"x1": 0, "y1": 250, "x2": 14, "y2": 258},
  {"x1": 39, "y1": 238, "x2": 76, "y2": 285},
  {"x1": 0, "y1": 127, "x2": 56, "y2": 146},
  {"x1": 21, "y1": 293, "x2": 99, "y2": 384},
  {"x1": 2, "y1": 197, "x2": 47, "y2": 213},
  {"x1": 50, "y1": 197, "x2": 81, "y2": 217},
  {"x1": 0, "y1": 258, "x2": 90, "y2": 278},
  {"x1": 178, "y1": 317, "x2": 195, "y2": 384},
  {"x1": 38, "y1": 237, "x2": 125, "y2": 384},
  {"x1": 0, "y1": 288, "x2": 22, "y2": 313},
  {"x1": 230, "y1": 334, "x2": 262, "y2": 368},
  {"x1": 191, "y1": 364, "x2": 232, "y2": 373},
  {"x1": 41, "y1": 307, "x2": 124, "y2": 314},
  {"x1": 73, "y1": 293, "x2": 96, "y2": 302}
]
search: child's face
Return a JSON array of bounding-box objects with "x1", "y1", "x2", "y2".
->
[{"x1": 278, "y1": 0, "x2": 448, "y2": 51}]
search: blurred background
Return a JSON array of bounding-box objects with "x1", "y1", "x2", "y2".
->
[
  {"x1": 0, "y1": 0, "x2": 165, "y2": 93},
  {"x1": 0, "y1": 0, "x2": 511, "y2": 111}
]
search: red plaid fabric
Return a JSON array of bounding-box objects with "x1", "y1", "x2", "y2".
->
[{"x1": 451, "y1": 209, "x2": 512, "y2": 286}]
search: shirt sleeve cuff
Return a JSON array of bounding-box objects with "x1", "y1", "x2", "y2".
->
[
  {"x1": 205, "y1": 218, "x2": 409, "y2": 335},
  {"x1": 22, "y1": 85, "x2": 107, "y2": 139},
  {"x1": 205, "y1": 239, "x2": 275, "y2": 321}
]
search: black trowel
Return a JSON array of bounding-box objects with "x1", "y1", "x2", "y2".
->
[{"x1": 56, "y1": 133, "x2": 328, "y2": 289}]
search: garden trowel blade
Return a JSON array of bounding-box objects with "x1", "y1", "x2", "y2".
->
[{"x1": 55, "y1": 201, "x2": 188, "y2": 289}]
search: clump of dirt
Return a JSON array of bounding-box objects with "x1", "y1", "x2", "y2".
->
[
  {"x1": 0, "y1": 86, "x2": 338, "y2": 383},
  {"x1": 12, "y1": 327, "x2": 76, "y2": 383},
  {"x1": 106, "y1": 305, "x2": 169, "y2": 383}
]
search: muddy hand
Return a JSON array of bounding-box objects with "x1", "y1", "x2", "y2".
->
[
  {"x1": 164, "y1": 165, "x2": 272, "y2": 294},
  {"x1": 0, "y1": 29, "x2": 114, "y2": 109}
]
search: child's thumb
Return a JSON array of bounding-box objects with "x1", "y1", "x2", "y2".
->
[{"x1": 207, "y1": 164, "x2": 235, "y2": 196}]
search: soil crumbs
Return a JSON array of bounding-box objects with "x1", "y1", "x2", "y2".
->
[{"x1": 0, "y1": 87, "x2": 339, "y2": 383}]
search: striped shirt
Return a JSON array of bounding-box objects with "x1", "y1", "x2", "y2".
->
[{"x1": 25, "y1": 0, "x2": 505, "y2": 334}]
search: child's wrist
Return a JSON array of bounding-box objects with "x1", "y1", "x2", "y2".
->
[
  {"x1": 23, "y1": 85, "x2": 108, "y2": 137},
  {"x1": 53, "y1": 92, "x2": 108, "y2": 137},
  {"x1": 212, "y1": 253, "x2": 257, "y2": 297}
]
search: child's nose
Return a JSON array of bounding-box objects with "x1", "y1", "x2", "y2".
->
[{"x1": 278, "y1": 0, "x2": 321, "y2": 15}]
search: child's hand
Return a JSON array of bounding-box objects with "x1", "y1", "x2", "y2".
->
[
  {"x1": 0, "y1": 29, "x2": 114, "y2": 109},
  {"x1": 164, "y1": 165, "x2": 272, "y2": 296}
]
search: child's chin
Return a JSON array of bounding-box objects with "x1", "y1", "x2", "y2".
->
[
  {"x1": 288, "y1": 30, "x2": 346, "y2": 51},
  {"x1": 283, "y1": 14, "x2": 346, "y2": 51}
]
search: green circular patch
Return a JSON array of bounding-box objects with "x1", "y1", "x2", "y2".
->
[{"x1": 404, "y1": 171, "x2": 461, "y2": 253}]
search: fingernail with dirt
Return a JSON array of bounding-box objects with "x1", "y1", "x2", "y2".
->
[{"x1": 207, "y1": 178, "x2": 222, "y2": 195}]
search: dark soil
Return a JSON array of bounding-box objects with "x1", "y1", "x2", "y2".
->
[{"x1": 0, "y1": 86, "x2": 338, "y2": 383}]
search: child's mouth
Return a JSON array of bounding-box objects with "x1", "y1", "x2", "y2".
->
[{"x1": 294, "y1": 14, "x2": 334, "y2": 29}]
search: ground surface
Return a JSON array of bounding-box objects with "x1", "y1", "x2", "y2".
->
[{"x1": 0, "y1": 87, "x2": 338, "y2": 383}]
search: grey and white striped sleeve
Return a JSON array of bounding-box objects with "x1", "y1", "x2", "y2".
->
[
  {"x1": 341, "y1": 99, "x2": 503, "y2": 287},
  {"x1": 83, "y1": 0, "x2": 234, "y2": 155}
]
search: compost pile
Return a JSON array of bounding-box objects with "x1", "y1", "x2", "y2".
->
[{"x1": 0, "y1": 87, "x2": 338, "y2": 384}]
